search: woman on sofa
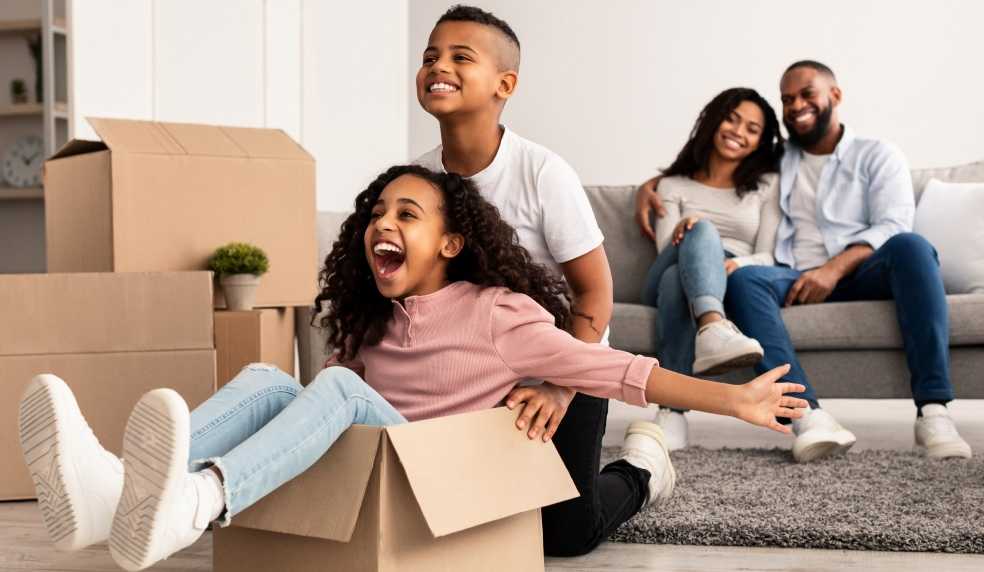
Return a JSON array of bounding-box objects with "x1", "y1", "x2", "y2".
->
[{"x1": 636, "y1": 87, "x2": 784, "y2": 449}]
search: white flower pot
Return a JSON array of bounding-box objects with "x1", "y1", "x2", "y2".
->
[{"x1": 220, "y1": 273, "x2": 260, "y2": 310}]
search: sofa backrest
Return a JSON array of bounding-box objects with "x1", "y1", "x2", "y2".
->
[{"x1": 586, "y1": 158, "x2": 984, "y2": 305}]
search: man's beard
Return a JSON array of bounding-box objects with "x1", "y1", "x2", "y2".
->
[{"x1": 784, "y1": 103, "x2": 833, "y2": 148}]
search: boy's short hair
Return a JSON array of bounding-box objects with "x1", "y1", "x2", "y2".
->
[{"x1": 436, "y1": 4, "x2": 520, "y2": 70}]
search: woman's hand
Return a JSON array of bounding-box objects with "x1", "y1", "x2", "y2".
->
[
  {"x1": 506, "y1": 383, "x2": 576, "y2": 442},
  {"x1": 724, "y1": 259, "x2": 739, "y2": 275},
  {"x1": 671, "y1": 216, "x2": 700, "y2": 246},
  {"x1": 732, "y1": 364, "x2": 808, "y2": 433}
]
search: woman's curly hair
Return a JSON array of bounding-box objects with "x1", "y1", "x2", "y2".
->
[{"x1": 314, "y1": 164, "x2": 576, "y2": 361}]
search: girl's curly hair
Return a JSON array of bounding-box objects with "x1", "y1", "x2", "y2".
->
[{"x1": 314, "y1": 164, "x2": 576, "y2": 361}]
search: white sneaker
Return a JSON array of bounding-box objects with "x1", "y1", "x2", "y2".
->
[
  {"x1": 914, "y1": 404, "x2": 972, "y2": 459},
  {"x1": 109, "y1": 389, "x2": 223, "y2": 571},
  {"x1": 18, "y1": 374, "x2": 124, "y2": 551},
  {"x1": 692, "y1": 319, "x2": 764, "y2": 376},
  {"x1": 654, "y1": 408, "x2": 688, "y2": 451},
  {"x1": 620, "y1": 421, "x2": 676, "y2": 507},
  {"x1": 791, "y1": 408, "x2": 856, "y2": 463}
]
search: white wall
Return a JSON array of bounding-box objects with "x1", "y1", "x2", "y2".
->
[
  {"x1": 408, "y1": 1, "x2": 984, "y2": 185},
  {"x1": 70, "y1": 0, "x2": 408, "y2": 211}
]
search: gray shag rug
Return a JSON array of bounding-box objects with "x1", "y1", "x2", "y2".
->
[{"x1": 602, "y1": 447, "x2": 984, "y2": 553}]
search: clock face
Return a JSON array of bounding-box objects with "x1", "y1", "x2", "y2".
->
[{"x1": 3, "y1": 135, "x2": 44, "y2": 188}]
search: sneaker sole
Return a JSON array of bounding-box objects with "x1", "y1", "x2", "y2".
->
[
  {"x1": 18, "y1": 375, "x2": 87, "y2": 551},
  {"x1": 109, "y1": 389, "x2": 189, "y2": 572},
  {"x1": 693, "y1": 350, "x2": 764, "y2": 376},
  {"x1": 793, "y1": 432, "x2": 856, "y2": 463},
  {"x1": 915, "y1": 442, "x2": 972, "y2": 459}
]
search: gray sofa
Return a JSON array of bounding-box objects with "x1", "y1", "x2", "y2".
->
[{"x1": 297, "y1": 160, "x2": 984, "y2": 398}]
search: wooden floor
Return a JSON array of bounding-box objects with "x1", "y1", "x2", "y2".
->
[{"x1": 4, "y1": 399, "x2": 982, "y2": 571}]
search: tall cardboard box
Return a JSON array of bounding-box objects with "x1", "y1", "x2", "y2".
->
[
  {"x1": 43, "y1": 117, "x2": 317, "y2": 309},
  {"x1": 0, "y1": 272, "x2": 217, "y2": 500},
  {"x1": 214, "y1": 407, "x2": 578, "y2": 572},
  {"x1": 215, "y1": 308, "x2": 296, "y2": 387}
]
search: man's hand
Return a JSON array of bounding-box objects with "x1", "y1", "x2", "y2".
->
[
  {"x1": 785, "y1": 264, "x2": 843, "y2": 306},
  {"x1": 724, "y1": 259, "x2": 739, "y2": 276},
  {"x1": 732, "y1": 364, "x2": 807, "y2": 434},
  {"x1": 634, "y1": 176, "x2": 667, "y2": 241},
  {"x1": 505, "y1": 383, "x2": 576, "y2": 442}
]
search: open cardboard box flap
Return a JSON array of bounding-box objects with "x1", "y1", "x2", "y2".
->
[
  {"x1": 231, "y1": 407, "x2": 578, "y2": 542},
  {"x1": 74, "y1": 117, "x2": 313, "y2": 161}
]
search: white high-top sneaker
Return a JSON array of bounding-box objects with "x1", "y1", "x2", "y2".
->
[
  {"x1": 914, "y1": 404, "x2": 972, "y2": 459},
  {"x1": 620, "y1": 421, "x2": 676, "y2": 507},
  {"x1": 791, "y1": 407, "x2": 856, "y2": 463},
  {"x1": 654, "y1": 408, "x2": 689, "y2": 451},
  {"x1": 692, "y1": 319, "x2": 764, "y2": 376},
  {"x1": 109, "y1": 389, "x2": 223, "y2": 572},
  {"x1": 18, "y1": 374, "x2": 124, "y2": 551}
]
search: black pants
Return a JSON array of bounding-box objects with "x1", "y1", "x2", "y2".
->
[{"x1": 541, "y1": 393, "x2": 650, "y2": 557}]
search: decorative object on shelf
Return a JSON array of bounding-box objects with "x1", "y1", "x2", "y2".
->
[
  {"x1": 2, "y1": 134, "x2": 43, "y2": 188},
  {"x1": 26, "y1": 32, "x2": 42, "y2": 103},
  {"x1": 208, "y1": 242, "x2": 270, "y2": 311},
  {"x1": 10, "y1": 79, "x2": 28, "y2": 104}
]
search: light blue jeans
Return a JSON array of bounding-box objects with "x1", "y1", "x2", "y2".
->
[
  {"x1": 641, "y1": 220, "x2": 730, "y2": 377},
  {"x1": 186, "y1": 364, "x2": 406, "y2": 525}
]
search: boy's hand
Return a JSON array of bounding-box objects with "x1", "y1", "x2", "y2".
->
[
  {"x1": 733, "y1": 364, "x2": 808, "y2": 434},
  {"x1": 506, "y1": 383, "x2": 576, "y2": 442},
  {"x1": 634, "y1": 176, "x2": 667, "y2": 241}
]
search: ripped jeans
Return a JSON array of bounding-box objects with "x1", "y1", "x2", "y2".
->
[{"x1": 187, "y1": 364, "x2": 406, "y2": 525}]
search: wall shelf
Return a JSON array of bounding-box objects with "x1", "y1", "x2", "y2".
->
[
  {"x1": 0, "y1": 104, "x2": 44, "y2": 117},
  {"x1": 0, "y1": 19, "x2": 41, "y2": 34},
  {"x1": 0, "y1": 187, "x2": 44, "y2": 201}
]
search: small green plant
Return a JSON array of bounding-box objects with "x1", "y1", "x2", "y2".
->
[{"x1": 208, "y1": 242, "x2": 270, "y2": 276}]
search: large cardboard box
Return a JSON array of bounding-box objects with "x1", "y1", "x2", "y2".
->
[
  {"x1": 43, "y1": 117, "x2": 318, "y2": 309},
  {"x1": 0, "y1": 272, "x2": 217, "y2": 500},
  {"x1": 214, "y1": 407, "x2": 578, "y2": 572},
  {"x1": 215, "y1": 308, "x2": 296, "y2": 387}
]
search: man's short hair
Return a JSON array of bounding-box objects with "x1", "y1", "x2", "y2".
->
[
  {"x1": 436, "y1": 5, "x2": 521, "y2": 70},
  {"x1": 784, "y1": 60, "x2": 836, "y2": 81}
]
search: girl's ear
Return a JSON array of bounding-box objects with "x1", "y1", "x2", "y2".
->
[{"x1": 441, "y1": 233, "x2": 465, "y2": 259}]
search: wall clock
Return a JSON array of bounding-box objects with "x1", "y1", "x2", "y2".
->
[{"x1": 3, "y1": 135, "x2": 44, "y2": 188}]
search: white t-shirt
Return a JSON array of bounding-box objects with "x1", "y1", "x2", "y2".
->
[
  {"x1": 790, "y1": 151, "x2": 831, "y2": 270},
  {"x1": 414, "y1": 127, "x2": 604, "y2": 278}
]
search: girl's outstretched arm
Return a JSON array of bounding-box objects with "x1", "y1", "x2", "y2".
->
[{"x1": 644, "y1": 364, "x2": 806, "y2": 433}]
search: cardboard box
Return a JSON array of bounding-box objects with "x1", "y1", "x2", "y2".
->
[
  {"x1": 0, "y1": 272, "x2": 217, "y2": 500},
  {"x1": 215, "y1": 308, "x2": 296, "y2": 387},
  {"x1": 213, "y1": 407, "x2": 578, "y2": 572},
  {"x1": 43, "y1": 117, "x2": 318, "y2": 309}
]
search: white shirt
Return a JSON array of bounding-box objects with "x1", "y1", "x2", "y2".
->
[
  {"x1": 789, "y1": 151, "x2": 831, "y2": 270},
  {"x1": 414, "y1": 127, "x2": 604, "y2": 278}
]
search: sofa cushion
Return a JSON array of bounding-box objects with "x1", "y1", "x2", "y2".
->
[
  {"x1": 910, "y1": 159, "x2": 984, "y2": 203},
  {"x1": 583, "y1": 186, "x2": 657, "y2": 304},
  {"x1": 610, "y1": 294, "x2": 984, "y2": 356},
  {"x1": 914, "y1": 179, "x2": 984, "y2": 294}
]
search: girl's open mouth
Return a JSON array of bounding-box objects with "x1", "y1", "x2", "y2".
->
[{"x1": 372, "y1": 242, "x2": 406, "y2": 278}]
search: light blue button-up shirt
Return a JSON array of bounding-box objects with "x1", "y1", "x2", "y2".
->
[{"x1": 775, "y1": 126, "x2": 915, "y2": 268}]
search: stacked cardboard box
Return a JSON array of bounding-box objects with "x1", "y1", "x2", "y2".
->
[
  {"x1": 44, "y1": 117, "x2": 315, "y2": 389},
  {"x1": 0, "y1": 272, "x2": 216, "y2": 500}
]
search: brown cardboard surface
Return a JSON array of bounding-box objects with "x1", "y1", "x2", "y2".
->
[
  {"x1": 0, "y1": 349, "x2": 216, "y2": 500},
  {"x1": 217, "y1": 407, "x2": 575, "y2": 572},
  {"x1": 0, "y1": 272, "x2": 214, "y2": 356},
  {"x1": 386, "y1": 406, "x2": 579, "y2": 537},
  {"x1": 214, "y1": 309, "x2": 295, "y2": 387},
  {"x1": 44, "y1": 117, "x2": 318, "y2": 308}
]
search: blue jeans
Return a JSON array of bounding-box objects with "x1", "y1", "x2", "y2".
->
[
  {"x1": 642, "y1": 220, "x2": 729, "y2": 376},
  {"x1": 186, "y1": 364, "x2": 406, "y2": 525},
  {"x1": 725, "y1": 233, "x2": 954, "y2": 408}
]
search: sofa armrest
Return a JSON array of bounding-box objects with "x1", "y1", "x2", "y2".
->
[{"x1": 295, "y1": 306, "x2": 333, "y2": 385}]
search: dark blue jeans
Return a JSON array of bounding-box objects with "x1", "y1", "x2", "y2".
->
[{"x1": 724, "y1": 233, "x2": 954, "y2": 408}]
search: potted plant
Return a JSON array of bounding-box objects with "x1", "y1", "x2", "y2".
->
[
  {"x1": 208, "y1": 242, "x2": 270, "y2": 310},
  {"x1": 10, "y1": 79, "x2": 27, "y2": 104}
]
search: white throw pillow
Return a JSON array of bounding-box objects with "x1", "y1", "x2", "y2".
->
[{"x1": 913, "y1": 178, "x2": 984, "y2": 294}]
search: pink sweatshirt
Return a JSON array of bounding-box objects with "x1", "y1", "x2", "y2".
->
[{"x1": 330, "y1": 281, "x2": 657, "y2": 422}]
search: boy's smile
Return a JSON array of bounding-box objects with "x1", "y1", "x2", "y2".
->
[{"x1": 364, "y1": 175, "x2": 463, "y2": 300}]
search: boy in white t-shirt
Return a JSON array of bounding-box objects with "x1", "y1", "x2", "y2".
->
[{"x1": 413, "y1": 5, "x2": 673, "y2": 557}]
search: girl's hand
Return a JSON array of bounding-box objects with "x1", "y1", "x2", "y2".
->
[
  {"x1": 732, "y1": 364, "x2": 807, "y2": 433},
  {"x1": 671, "y1": 216, "x2": 700, "y2": 245},
  {"x1": 724, "y1": 259, "x2": 739, "y2": 275},
  {"x1": 506, "y1": 383, "x2": 576, "y2": 442}
]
